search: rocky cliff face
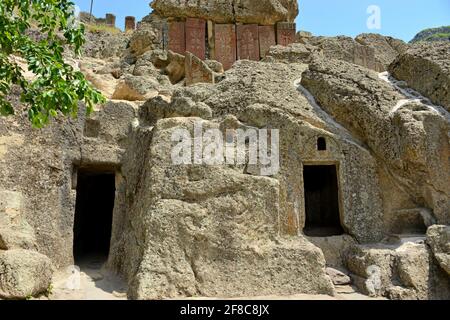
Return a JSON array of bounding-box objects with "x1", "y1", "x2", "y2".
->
[
  {"x1": 295, "y1": 33, "x2": 408, "y2": 72},
  {"x1": 390, "y1": 42, "x2": 450, "y2": 112}
]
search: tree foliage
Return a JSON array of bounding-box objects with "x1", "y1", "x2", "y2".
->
[{"x1": 0, "y1": 0, "x2": 105, "y2": 127}]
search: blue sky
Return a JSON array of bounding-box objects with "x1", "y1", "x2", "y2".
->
[{"x1": 73, "y1": 0, "x2": 450, "y2": 42}]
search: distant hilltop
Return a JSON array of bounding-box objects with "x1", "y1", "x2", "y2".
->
[{"x1": 410, "y1": 26, "x2": 450, "y2": 43}]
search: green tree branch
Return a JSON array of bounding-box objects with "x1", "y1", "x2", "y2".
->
[{"x1": 0, "y1": 0, "x2": 106, "y2": 127}]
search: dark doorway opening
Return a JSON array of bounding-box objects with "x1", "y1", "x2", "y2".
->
[
  {"x1": 303, "y1": 164, "x2": 344, "y2": 237},
  {"x1": 73, "y1": 169, "x2": 115, "y2": 264},
  {"x1": 317, "y1": 137, "x2": 327, "y2": 151}
]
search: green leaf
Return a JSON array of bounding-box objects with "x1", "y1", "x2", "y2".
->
[{"x1": 0, "y1": 100, "x2": 14, "y2": 116}]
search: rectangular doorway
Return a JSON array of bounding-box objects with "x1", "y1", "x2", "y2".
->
[
  {"x1": 303, "y1": 164, "x2": 344, "y2": 237},
  {"x1": 73, "y1": 169, "x2": 115, "y2": 264}
]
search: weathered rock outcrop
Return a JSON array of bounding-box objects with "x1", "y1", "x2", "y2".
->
[
  {"x1": 165, "y1": 50, "x2": 186, "y2": 84},
  {"x1": 110, "y1": 116, "x2": 335, "y2": 299},
  {"x1": 265, "y1": 43, "x2": 323, "y2": 64},
  {"x1": 79, "y1": 58, "x2": 121, "y2": 98},
  {"x1": 0, "y1": 190, "x2": 36, "y2": 250},
  {"x1": 112, "y1": 74, "x2": 161, "y2": 101},
  {"x1": 1, "y1": 15, "x2": 448, "y2": 300},
  {"x1": 0, "y1": 90, "x2": 137, "y2": 269},
  {"x1": 427, "y1": 225, "x2": 450, "y2": 275},
  {"x1": 151, "y1": 0, "x2": 298, "y2": 25},
  {"x1": 106, "y1": 61, "x2": 394, "y2": 299},
  {"x1": 411, "y1": 26, "x2": 450, "y2": 43},
  {"x1": 389, "y1": 42, "x2": 450, "y2": 111},
  {"x1": 355, "y1": 33, "x2": 408, "y2": 69},
  {"x1": 301, "y1": 57, "x2": 450, "y2": 226},
  {"x1": 185, "y1": 52, "x2": 215, "y2": 86},
  {"x1": 297, "y1": 34, "x2": 407, "y2": 72},
  {"x1": 326, "y1": 267, "x2": 351, "y2": 285}
]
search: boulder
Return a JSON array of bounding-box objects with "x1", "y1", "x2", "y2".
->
[
  {"x1": 80, "y1": 100, "x2": 139, "y2": 168},
  {"x1": 345, "y1": 245, "x2": 394, "y2": 297},
  {"x1": 151, "y1": 0, "x2": 298, "y2": 25},
  {"x1": 427, "y1": 225, "x2": 450, "y2": 275},
  {"x1": 296, "y1": 30, "x2": 313, "y2": 41},
  {"x1": 307, "y1": 235, "x2": 357, "y2": 269},
  {"x1": 80, "y1": 60, "x2": 119, "y2": 98},
  {"x1": 355, "y1": 33, "x2": 408, "y2": 70},
  {"x1": 389, "y1": 42, "x2": 450, "y2": 111},
  {"x1": 395, "y1": 242, "x2": 433, "y2": 298},
  {"x1": 110, "y1": 117, "x2": 335, "y2": 299},
  {"x1": 83, "y1": 100, "x2": 137, "y2": 146},
  {"x1": 305, "y1": 36, "x2": 383, "y2": 71},
  {"x1": 411, "y1": 26, "x2": 450, "y2": 43},
  {"x1": 133, "y1": 52, "x2": 165, "y2": 78},
  {"x1": 0, "y1": 249, "x2": 53, "y2": 299}
]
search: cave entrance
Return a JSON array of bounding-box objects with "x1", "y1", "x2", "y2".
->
[
  {"x1": 303, "y1": 164, "x2": 344, "y2": 237},
  {"x1": 73, "y1": 169, "x2": 115, "y2": 264}
]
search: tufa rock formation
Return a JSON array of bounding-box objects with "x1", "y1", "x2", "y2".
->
[{"x1": 390, "y1": 42, "x2": 450, "y2": 111}]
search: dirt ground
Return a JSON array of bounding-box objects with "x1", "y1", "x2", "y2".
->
[{"x1": 47, "y1": 257, "x2": 384, "y2": 301}]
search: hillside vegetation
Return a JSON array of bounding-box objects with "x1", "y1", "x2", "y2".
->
[{"x1": 410, "y1": 26, "x2": 450, "y2": 43}]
